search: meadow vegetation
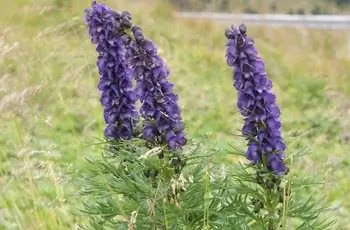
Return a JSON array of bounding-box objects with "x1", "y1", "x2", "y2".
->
[
  {"x1": 0, "y1": 0, "x2": 349, "y2": 229},
  {"x1": 171, "y1": 0, "x2": 350, "y2": 14}
]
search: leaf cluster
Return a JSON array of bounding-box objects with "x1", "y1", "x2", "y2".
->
[{"x1": 79, "y1": 140, "x2": 336, "y2": 230}]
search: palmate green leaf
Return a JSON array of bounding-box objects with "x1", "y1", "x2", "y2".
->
[
  {"x1": 286, "y1": 185, "x2": 335, "y2": 230},
  {"x1": 296, "y1": 217, "x2": 336, "y2": 230},
  {"x1": 164, "y1": 162, "x2": 246, "y2": 229},
  {"x1": 79, "y1": 139, "x2": 199, "y2": 229},
  {"x1": 79, "y1": 138, "x2": 336, "y2": 230}
]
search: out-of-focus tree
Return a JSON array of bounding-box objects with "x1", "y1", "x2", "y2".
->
[
  {"x1": 168, "y1": 0, "x2": 348, "y2": 13},
  {"x1": 243, "y1": 6, "x2": 258, "y2": 14},
  {"x1": 311, "y1": 5, "x2": 323, "y2": 15},
  {"x1": 219, "y1": 0, "x2": 231, "y2": 12},
  {"x1": 296, "y1": 8, "x2": 306, "y2": 14},
  {"x1": 330, "y1": 0, "x2": 350, "y2": 6},
  {"x1": 270, "y1": 2, "x2": 277, "y2": 12}
]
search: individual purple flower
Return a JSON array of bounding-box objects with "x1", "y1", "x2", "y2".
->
[
  {"x1": 85, "y1": 1, "x2": 138, "y2": 140},
  {"x1": 225, "y1": 24, "x2": 286, "y2": 175},
  {"x1": 129, "y1": 25, "x2": 186, "y2": 150}
]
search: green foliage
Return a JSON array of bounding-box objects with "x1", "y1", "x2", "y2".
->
[
  {"x1": 80, "y1": 140, "x2": 335, "y2": 229},
  {"x1": 169, "y1": 0, "x2": 349, "y2": 14},
  {"x1": 330, "y1": 0, "x2": 350, "y2": 6}
]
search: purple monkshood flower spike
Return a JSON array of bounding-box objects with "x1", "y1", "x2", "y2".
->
[
  {"x1": 129, "y1": 25, "x2": 186, "y2": 151},
  {"x1": 85, "y1": 2, "x2": 138, "y2": 140},
  {"x1": 225, "y1": 24, "x2": 287, "y2": 175}
]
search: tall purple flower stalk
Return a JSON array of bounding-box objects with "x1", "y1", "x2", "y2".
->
[
  {"x1": 129, "y1": 25, "x2": 186, "y2": 150},
  {"x1": 85, "y1": 2, "x2": 138, "y2": 140},
  {"x1": 225, "y1": 24, "x2": 286, "y2": 175}
]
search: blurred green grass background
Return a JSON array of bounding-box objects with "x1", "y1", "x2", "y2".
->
[{"x1": 0, "y1": 0, "x2": 349, "y2": 229}]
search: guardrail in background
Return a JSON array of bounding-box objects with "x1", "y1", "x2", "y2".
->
[{"x1": 175, "y1": 12, "x2": 350, "y2": 30}]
